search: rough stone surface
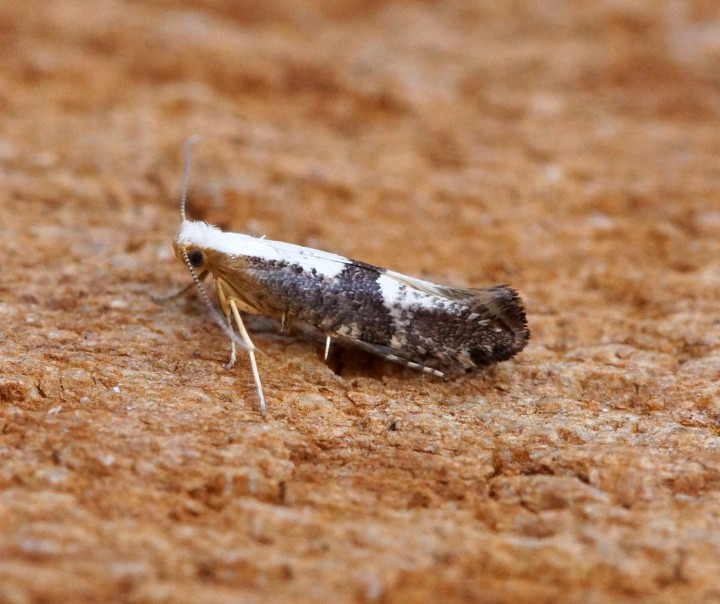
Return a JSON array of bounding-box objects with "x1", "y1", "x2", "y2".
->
[{"x1": 1, "y1": 1, "x2": 720, "y2": 602}]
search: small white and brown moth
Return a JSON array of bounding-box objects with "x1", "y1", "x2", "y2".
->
[{"x1": 173, "y1": 140, "x2": 529, "y2": 416}]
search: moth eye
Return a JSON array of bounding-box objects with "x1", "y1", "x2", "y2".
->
[{"x1": 188, "y1": 250, "x2": 204, "y2": 267}]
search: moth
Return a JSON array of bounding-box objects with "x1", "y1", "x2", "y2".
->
[{"x1": 173, "y1": 140, "x2": 529, "y2": 416}]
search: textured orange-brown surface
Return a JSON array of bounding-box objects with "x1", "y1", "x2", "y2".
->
[{"x1": 2, "y1": 1, "x2": 720, "y2": 602}]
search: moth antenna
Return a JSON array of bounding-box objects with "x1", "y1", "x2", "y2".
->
[
  {"x1": 180, "y1": 134, "x2": 199, "y2": 223},
  {"x1": 178, "y1": 136, "x2": 252, "y2": 353}
]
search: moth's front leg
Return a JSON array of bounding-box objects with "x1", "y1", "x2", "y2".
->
[{"x1": 215, "y1": 279, "x2": 237, "y2": 370}]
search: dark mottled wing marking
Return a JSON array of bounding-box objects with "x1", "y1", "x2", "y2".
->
[{"x1": 211, "y1": 244, "x2": 528, "y2": 376}]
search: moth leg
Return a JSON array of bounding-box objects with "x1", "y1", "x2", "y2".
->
[
  {"x1": 228, "y1": 298, "x2": 267, "y2": 417},
  {"x1": 215, "y1": 280, "x2": 237, "y2": 370},
  {"x1": 281, "y1": 312, "x2": 287, "y2": 333},
  {"x1": 324, "y1": 336, "x2": 332, "y2": 361}
]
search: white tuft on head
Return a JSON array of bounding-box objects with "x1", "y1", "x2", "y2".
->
[
  {"x1": 177, "y1": 220, "x2": 269, "y2": 258},
  {"x1": 177, "y1": 220, "x2": 228, "y2": 249}
]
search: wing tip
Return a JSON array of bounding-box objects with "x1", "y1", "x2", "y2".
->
[{"x1": 486, "y1": 284, "x2": 530, "y2": 354}]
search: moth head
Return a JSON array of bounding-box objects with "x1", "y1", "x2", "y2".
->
[{"x1": 173, "y1": 220, "x2": 223, "y2": 271}]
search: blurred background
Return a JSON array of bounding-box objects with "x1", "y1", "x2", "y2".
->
[{"x1": 1, "y1": 2, "x2": 720, "y2": 602}]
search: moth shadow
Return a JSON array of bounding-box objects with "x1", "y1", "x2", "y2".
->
[{"x1": 324, "y1": 345, "x2": 422, "y2": 381}]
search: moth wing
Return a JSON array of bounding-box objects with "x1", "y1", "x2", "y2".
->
[
  {"x1": 384, "y1": 270, "x2": 529, "y2": 350},
  {"x1": 384, "y1": 270, "x2": 499, "y2": 303},
  {"x1": 263, "y1": 240, "x2": 363, "y2": 270},
  {"x1": 383, "y1": 270, "x2": 457, "y2": 298}
]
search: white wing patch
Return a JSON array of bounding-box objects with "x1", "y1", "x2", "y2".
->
[
  {"x1": 384, "y1": 270, "x2": 492, "y2": 304},
  {"x1": 177, "y1": 220, "x2": 351, "y2": 279},
  {"x1": 262, "y1": 239, "x2": 351, "y2": 279},
  {"x1": 384, "y1": 270, "x2": 451, "y2": 299},
  {"x1": 379, "y1": 270, "x2": 449, "y2": 313}
]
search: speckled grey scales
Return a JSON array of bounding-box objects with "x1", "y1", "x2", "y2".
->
[{"x1": 216, "y1": 255, "x2": 530, "y2": 376}]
